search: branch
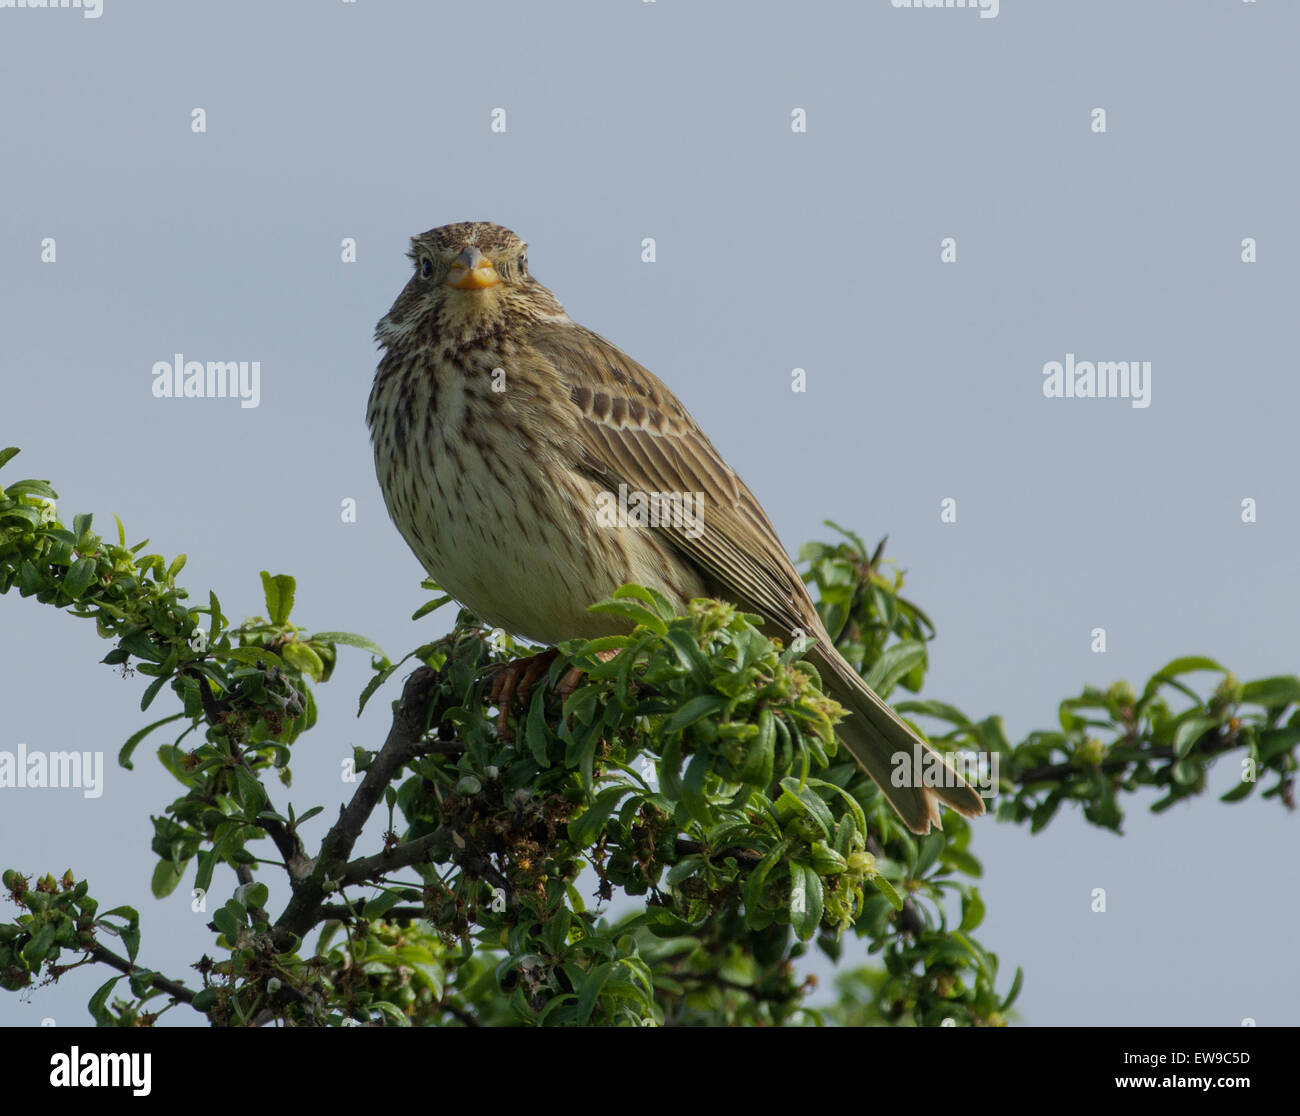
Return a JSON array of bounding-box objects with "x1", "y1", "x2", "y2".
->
[
  {"x1": 89, "y1": 943, "x2": 196, "y2": 1005},
  {"x1": 273, "y1": 666, "x2": 439, "y2": 943},
  {"x1": 1014, "y1": 728, "x2": 1242, "y2": 786},
  {"x1": 341, "y1": 830, "x2": 447, "y2": 885}
]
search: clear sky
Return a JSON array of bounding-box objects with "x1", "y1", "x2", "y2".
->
[{"x1": 1, "y1": 0, "x2": 1296, "y2": 1026}]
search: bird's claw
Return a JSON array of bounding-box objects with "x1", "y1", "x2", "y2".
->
[{"x1": 488, "y1": 648, "x2": 560, "y2": 740}]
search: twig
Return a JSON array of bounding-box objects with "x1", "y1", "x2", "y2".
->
[
  {"x1": 89, "y1": 943, "x2": 195, "y2": 1005},
  {"x1": 273, "y1": 667, "x2": 439, "y2": 944}
]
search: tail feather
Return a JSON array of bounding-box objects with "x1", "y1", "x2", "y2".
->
[{"x1": 810, "y1": 645, "x2": 986, "y2": 834}]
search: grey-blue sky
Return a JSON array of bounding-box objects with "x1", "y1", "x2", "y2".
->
[{"x1": 1, "y1": 0, "x2": 1296, "y2": 1026}]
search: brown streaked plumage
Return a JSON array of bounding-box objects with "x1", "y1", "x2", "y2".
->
[{"x1": 367, "y1": 221, "x2": 985, "y2": 834}]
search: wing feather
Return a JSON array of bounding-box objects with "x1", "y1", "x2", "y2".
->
[{"x1": 528, "y1": 319, "x2": 814, "y2": 638}]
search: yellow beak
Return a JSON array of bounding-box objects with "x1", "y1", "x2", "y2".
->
[{"x1": 446, "y1": 247, "x2": 500, "y2": 290}]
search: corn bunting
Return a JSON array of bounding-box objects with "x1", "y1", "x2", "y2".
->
[{"x1": 367, "y1": 221, "x2": 984, "y2": 834}]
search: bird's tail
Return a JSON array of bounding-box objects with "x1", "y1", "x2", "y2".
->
[{"x1": 809, "y1": 645, "x2": 986, "y2": 834}]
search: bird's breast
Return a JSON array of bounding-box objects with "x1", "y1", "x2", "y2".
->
[{"x1": 368, "y1": 349, "x2": 706, "y2": 644}]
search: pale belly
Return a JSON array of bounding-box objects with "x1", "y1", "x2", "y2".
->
[{"x1": 372, "y1": 377, "x2": 706, "y2": 644}]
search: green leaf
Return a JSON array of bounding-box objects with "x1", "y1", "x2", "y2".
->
[
  {"x1": 913, "y1": 831, "x2": 944, "y2": 878},
  {"x1": 1173, "y1": 715, "x2": 1216, "y2": 760},
  {"x1": 1241, "y1": 676, "x2": 1300, "y2": 709},
  {"x1": 1142, "y1": 657, "x2": 1224, "y2": 701},
  {"x1": 612, "y1": 583, "x2": 672, "y2": 617},
  {"x1": 525, "y1": 687, "x2": 551, "y2": 768},
  {"x1": 739, "y1": 709, "x2": 776, "y2": 786},
  {"x1": 213, "y1": 901, "x2": 244, "y2": 941},
  {"x1": 88, "y1": 976, "x2": 121, "y2": 1022},
  {"x1": 1000, "y1": 966, "x2": 1024, "y2": 1012},
  {"x1": 0, "y1": 446, "x2": 19, "y2": 470},
  {"x1": 151, "y1": 858, "x2": 184, "y2": 899},
  {"x1": 234, "y1": 882, "x2": 269, "y2": 912},
  {"x1": 576, "y1": 962, "x2": 614, "y2": 1025},
  {"x1": 789, "y1": 862, "x2": 824, "y2": 940},
  {"x1": 120, "y1": 924, "x2": 141, "y2": 962},
  {"x1": 1219, "y1": 777, "x2": 1256, "y2": 804},
  {"x1": 742, "y1": 843, "x2": 787, "y2": 916},
  {"x1": 62, "y1": 557, "x2": 98, "y2": 600},
  {"x1": 664, "y1": 695, "x2": 727, "y2": 733},
  {"x1": 959, "y1": 890, "x2": 986, "y2": 932},
  {"x1": 4, "y1": 478, "x2": 57, "y2": 500},
  {"x1": 23, "y1": 923, "x2": 56, "y2": 964},
  {"x1": 363, "y1": 890, "x2": 400, "y2": 919},
  {"x1": 128, "y1": 969, "x2": 157, "y2": 998},
  {"x1": 140, "y1": 673, "x2": 171, "y2": 712},
  {"x1": 311, "y1": 631, "x2": 390, "y2": 662},
  {"x1": 681, "y1": 750, "x2": 712, "y2": 823},
  {"x1": 411, "y1": 594, "x2": 452, "y2": 621},
  {"x1": 777, "y1": 777, "x2": 835, "y2": 838},
  {"x1": 870, "y1": 873, "x2": 904, "y2": 911},
  {"x1": 587, "y1": 598, "x2": 667, "y2": 636},
  {"x1": 192, "y1": 987, "x2": 219, "y2": 1012},
  {"x1": 894, "y1": 699, "x2": 973, "y2": 729},
  {"x1": 260, "y1": 571, "x2": 296, "y2": 626},
  {"x1": 569, "y1": 785, "x2": 632, "y2": 847},
  {"x1": 1258, "y1": 726, "x2": 1300, "y2": 762},
  {"x1": 233, "y1": 767, "x2": 267, "y2": 815},
  {"x1": 119, "y1": 712, "x2": 186, "y2": 770},
  {"x1": 282, "y1": 641, "x2": 325, "y2": 681},
  {"x1": 864, "y1": 640, "x2": 927, "y2": 696}
]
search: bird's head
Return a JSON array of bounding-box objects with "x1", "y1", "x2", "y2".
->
[{"x1": 376, "y1": 221, "x2": 560, "y2": 349}]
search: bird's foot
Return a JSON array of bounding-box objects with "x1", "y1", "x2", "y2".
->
[
  {"x1": 488, "y1": 649, "x2": 561, "y2": 741},
  {"x1": 488, "y1": 648, "x2": 621, "y2": 740},
  {"x1": 555, "y1": 649, "x2": 619, "y2": 700}
]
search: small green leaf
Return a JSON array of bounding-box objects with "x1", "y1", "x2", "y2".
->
[
  {"x1": 525, "y1": 687, "x2": 550, "y2": 768},
  {"x1": 119, "y1": 712, "x2": 186, "y2": 770},
  {"x1": 789, "y1": 862, "x2": 824, "y2": 940},
  {"x1": 864, "y1": 640, "x2": 927, "y2": 696},
  {"x1": 4, "y1": 478, "x2": 57, "y2": 500},
  {"x1": 588, "y1": 598, "x2": 667, "y2": 635},
  {"x1": 411, "y1": 594, "x2": 452, "y2": 621},
  {"x1": 23, "y1": 923, "x2": 56, "y2": 964},
  {"x1": 234, "y1": 882, "x2": 269, "y2": 911},
  {"x1": 664, "y1": 695, "x2": 727, "y2": 733},
  {"x1": 1241, "y1": 676, "x2": 1300, "y2": 709},
  {"x1": 870, "y1": 873, "x2": 904, "y2": 911},
  {"x1": 363, "y1": 890, "x2": 400, "y2": 919},
  {"x1": 259, "y1": 571, "x2": 296, "y2": 626},
  {"x1": 959, "y1": 890, "x2": 986, "y2": 932},
  {"x1": 576, "y1": 962, "x2": 613, "y2": 1024},
  {"x1": 140, "y1": 673, "x2": 171, "y2": 712},
  {"x1": 1000, "y1": 966, "x2": 1024, "y2": 1012},
  {"x1": 88, "y1": 976, "x2": 121, "y2": 1022},
  {"x1": 62, "y1": 557, "x2": 98, "y2": 600},
  {"x1": 1173, "y1": 714, "x2": 1216, "y2": 759},
  {"x1": 151, "y1": 858, "x2": 184, "y2": 899},
  {"x1": 311, "y1": 631, "x2": 390, "y2": 662},
  {"x1": 192, "y1": 987, "x2": 219, "y2": 1012}
]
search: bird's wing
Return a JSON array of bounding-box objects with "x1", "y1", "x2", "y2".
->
[{"x1": 525, "y1": 318, "x2": 816, "y2": 639}]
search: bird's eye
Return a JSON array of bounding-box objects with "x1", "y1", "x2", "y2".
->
[{"x1": 420, "y1": 258, "x2": 434, "y2": 279}]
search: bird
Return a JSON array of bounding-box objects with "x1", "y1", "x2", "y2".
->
[{"x1": 367, "y1": 221, "x2": 985, "y2": 834}]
